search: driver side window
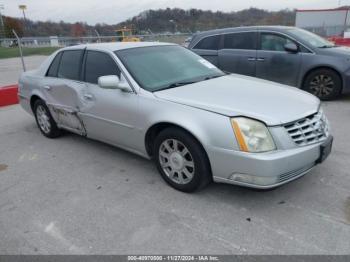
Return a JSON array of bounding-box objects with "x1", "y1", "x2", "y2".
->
[
  {"x1": 84, "y1": 51, "x2": 121, "y2": 84},
  {"x1": 260, "y1": 33, "x2": 294, "y2": 52}
]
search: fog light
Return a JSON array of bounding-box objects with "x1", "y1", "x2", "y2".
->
[{"x1": 230, "y1": 173, "x2": 277, "y2": 186}]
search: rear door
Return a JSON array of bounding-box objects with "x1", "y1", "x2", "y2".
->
[
  {"x1": 191, "y1": 34, "x2": 221, "y2": 66},
  {"x1": 255, "y1": 31, "x2": 302, "y2": 86},
  {"x1": 218, "y1": 31, "x2": 257, "y2": 76},
  {"x1": 42, "y1": 49, "x2": 86, "y2": 134}
]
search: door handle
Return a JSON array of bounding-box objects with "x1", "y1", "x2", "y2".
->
[
  {"x1": 247, "y1": 57, "x2": 256, "y2": 61},
  {"x1": 43, "y1": 85, "x2": 51, "y2": 91},
  {"x1": 257, "y1": 58, "x2": 265, "y2": 62},
  {"x1": 83, "y1": 94, "x2": 93, "y2": 100}
]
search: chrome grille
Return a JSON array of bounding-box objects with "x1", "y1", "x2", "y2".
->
[{"x1": 284, "y1": 111, "x2": 329, "y2": 146}]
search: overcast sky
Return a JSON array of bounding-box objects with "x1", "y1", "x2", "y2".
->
[{"x1": 1, "y1": 0, "x2": 348, "y2": 24}]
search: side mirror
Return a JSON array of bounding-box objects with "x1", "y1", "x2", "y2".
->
[
  {"x1": 284, "y1": 42, "x2": 298, "y2": 53},
  {"x1": 98, "y1": 75, "x2": 132, "y2": 92}
]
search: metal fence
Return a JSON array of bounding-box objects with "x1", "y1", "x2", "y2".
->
[{"x1": 0, "y1": 33, "x2": 191, "y2": 48}]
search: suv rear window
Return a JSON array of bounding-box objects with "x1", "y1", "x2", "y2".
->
[
  {"x1": 57, "y1": 50, "x2": 84, "y2": 80},
  {"x1": 194, "y1": 35, "x2": 220, "y2": 50},
  {"x1": 223, "y1": 32, "x2": 257, "y2": 50}
]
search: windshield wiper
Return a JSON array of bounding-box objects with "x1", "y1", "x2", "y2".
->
[
  {"x1": 204, "y1": 75, "x2": 224, "y2": 81},
  {"x1": 318, "y1": 45, "x2": 336, "y2": 48},
  {"x1": 160, "y1": 81, "x2": 197, "y2": 91}
]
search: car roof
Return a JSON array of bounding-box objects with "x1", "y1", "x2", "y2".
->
[
  {"x1": 62, "y1": 42, "x2": 175, "y2": 52},
  {"x1": 193, "y1": 25, "x2": 296, "y2": 36}
]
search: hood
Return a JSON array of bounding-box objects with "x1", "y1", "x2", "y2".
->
[
  {"x1": 318, "y1": 46, "x2": 350, "y2": 57},
  {"x1": 154, "y1": 74, "x2": 320, "y2": 126}
]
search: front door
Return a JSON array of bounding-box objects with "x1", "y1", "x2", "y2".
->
[
  {"x1": 255, "y1": 32, "x2": 302, "y2": 86},
  {"x1": 78, "y1": 50, "x2": 139, "y2": 149}
]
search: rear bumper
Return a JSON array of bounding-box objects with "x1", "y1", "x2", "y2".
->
[
  {"x1": 18, "y1": 94, "x2": 33, "y2": 115},
  {"x1": 207, "y1": 137, "x2": 332, "y2": 189}
]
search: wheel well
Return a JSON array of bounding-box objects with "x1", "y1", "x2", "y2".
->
[
  {"x1": 301, "y1": 66, "x2": 343, "y2": 91},
  {"x1": 145, "y1": 122, "x2": 206, "y2": 158},
  {"x1": 30, "y1": 95, "x2": 42, "y2": 113}
]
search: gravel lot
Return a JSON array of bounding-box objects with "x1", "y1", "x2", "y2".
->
[{"x1": 0, "y1": 56, "x2": 349, "y2": 255}]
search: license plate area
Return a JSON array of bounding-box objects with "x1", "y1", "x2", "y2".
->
[{"x1": 316, "y1": 135, "x2": 333, "y2": 164}]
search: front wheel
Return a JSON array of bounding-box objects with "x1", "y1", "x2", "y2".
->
[
  {"x1": 302, "y1": 69, "x2": 342, "y2": 100},
  {"x1": 153, "y1": 128, "x2": 212, "y2": 192}
]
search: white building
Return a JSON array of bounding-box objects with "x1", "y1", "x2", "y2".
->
[{"x1": 295, "y1": 8, "x2": 350, "y2": 37}]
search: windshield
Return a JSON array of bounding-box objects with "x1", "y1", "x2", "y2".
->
[
  {"x1": 115, "y1": 45, "x2": 224, "y2": 92},
  {"x1": 289, "y1": 28, "x2": 335, "y2": 48}
]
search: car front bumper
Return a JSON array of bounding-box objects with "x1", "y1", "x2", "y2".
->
[{"x1": 208, "y1": 136, "x2": 333, "y2": 189}]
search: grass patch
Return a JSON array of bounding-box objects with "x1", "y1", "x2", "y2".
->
[{"x1": 0, "y1": 46, "x2": 60, "y2": 59}]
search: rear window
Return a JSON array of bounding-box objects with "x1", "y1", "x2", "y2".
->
[
  {"x1": 57, "y1": 50, "x2": 84, "y2": 81},
  {"x1": 194, "y1": 35, "x2": 220, "y2": 50},
  {"x1": 223, "y1": 32, "x2": 257, "y2": 50}
]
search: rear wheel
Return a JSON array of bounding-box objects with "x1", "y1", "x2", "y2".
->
[
  {"x1": 153, "y1": 128, "x2": 212, "y2": 192},
  {"x1": 303, "y1": 69, "x2": 341, "y2": 100},
  {"x1": 34, "y1": 99, "x2": 62, "y2": 138}
]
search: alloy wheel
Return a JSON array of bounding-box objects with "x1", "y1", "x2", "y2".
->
[
  {"x1": 36, "y1": 105, "x2": 51, "y2": 134},
  {"x1": 159, "y1": 139, "x2": 195, "y2": 185},
  {"x1": 309, "y1": 74, "x2": 334, "y2": 98}
]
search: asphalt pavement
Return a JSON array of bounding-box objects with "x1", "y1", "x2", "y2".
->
[{"x1": 0, "y1": 56, "x2": 349, "y2": 254}]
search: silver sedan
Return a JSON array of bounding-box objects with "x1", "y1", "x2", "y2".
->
[{"x1": 18, "y1": 42, "x2": 333, "y2": 192}]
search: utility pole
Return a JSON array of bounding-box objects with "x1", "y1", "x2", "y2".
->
[
  {"x1": 18, "y1": 4, "x2": 27, "y2": 36},
  {"x1": 0, "y1": 4, "x2": 5, "y2": 40},
  {"x1": 94, "y1": 29, "x2": 101, "y2": 42}
]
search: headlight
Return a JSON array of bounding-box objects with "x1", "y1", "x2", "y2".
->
[{"x1": 231, "y1": 117, "x2": 276, "y2": 152}]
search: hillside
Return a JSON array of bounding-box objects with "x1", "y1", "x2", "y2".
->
[
  {"x1": 119, "y1": 8, "x2": 295, "y2": 33},
  {"x1": 1, "y1": 7, "x2": 296, "y2": 38}
]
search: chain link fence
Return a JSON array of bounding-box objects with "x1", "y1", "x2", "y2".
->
[{"x1": 0, "y1": 33, "x2": 191, "y2": 48}]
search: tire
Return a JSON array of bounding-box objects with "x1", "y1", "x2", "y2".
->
[
  {"x1": 302, "y1": 69, "x2": 342, "y2": 100},
  {"x1": 153, "y1": 127, "x2": 212, "y2": 192},
  {"x1": 33, "y1": 99, "x2": 62, "y2": 138}
]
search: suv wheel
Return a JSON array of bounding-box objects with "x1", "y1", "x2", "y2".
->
[
  {"x1": 303, "y1": 69, "x2": 341, "y2": 100},
  {"x1": 153, "y1": 128, "x2": 212, "y2": 192}
]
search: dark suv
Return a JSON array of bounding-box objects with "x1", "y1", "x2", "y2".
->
[{"x1": 189, "y1": 26, "x2": 350, "y2": 100}]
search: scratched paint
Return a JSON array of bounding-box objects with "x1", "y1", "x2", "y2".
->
[{"x1": 0, "y1": 164, "x2": 8, "y2": 172}]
